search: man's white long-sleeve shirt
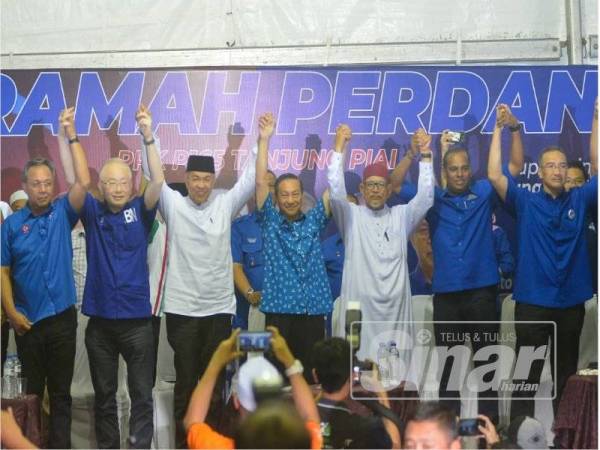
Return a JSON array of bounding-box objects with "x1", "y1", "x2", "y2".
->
[{"x1": 159, "y1": 147, "x2": 257, "y2": 317}]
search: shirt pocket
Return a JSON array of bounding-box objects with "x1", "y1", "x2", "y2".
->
[
  {"x1": 242, "y1": 241, "x2": 264, "y2": 268},
  {"x1": 114, "y1": 221, "x2": 146, "y2": 251}
]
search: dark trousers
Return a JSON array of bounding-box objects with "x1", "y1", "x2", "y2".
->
[
  {"x1": 510, "y1": 302, "x2": 584, "y2": 419},
  {"x1": 433, "y1": 285, "x2": 499, "y2": 421},
  {"x1": 15, "y1": 306, "x2": 76, "y2": 449},
  {"x1": 166, "y1": 313, "x2": 232, "y2": 449},
  {"x1": 1, "y1": 321, "x2": 9, "y2": 375},
  {"x1": 85, "y1": 317, "x2": 155, "y2": 449},
  {"x1": 265, "y1": 313, "x2": 325, "y2": 382},
  {"x1": 152, "y1": 316, "x2": 161, "y2": 387}
]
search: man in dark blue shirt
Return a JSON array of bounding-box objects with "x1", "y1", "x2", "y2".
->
[
  {"x1": 80, "y1": 105, "x2": 163, "y2": 448},
  {"x1": 1, "y1": 107, "x2": 90, "y2": 448},
  {"x1": 488, "y1": 104, "x2": 597, "y2": 419},
  {"x1": 391, "y1": 107, "x2": 524, "y2": 420},
  {"x1": 231, "y1": 170, "x2": 276, "y2": 329}
]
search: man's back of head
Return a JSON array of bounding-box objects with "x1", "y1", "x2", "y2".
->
[
  {"x1": 311, "y1": 338, "x2": 351, "y2": 394},
  {"x1": 234, "y1": 400, "x2": 311, "y2": 449},
  {"x1": 404, "y1": 402, "x2": 461, "y2": 450}
]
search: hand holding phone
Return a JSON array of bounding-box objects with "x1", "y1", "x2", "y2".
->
[{"x1": 237, "y1": 331, "x2": 272, "y2": 352}]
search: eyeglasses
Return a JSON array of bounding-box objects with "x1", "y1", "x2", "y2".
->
[
  {"x1": 365, "y1": 181, "x2": 387, "y2": 190},
  {"x1": 542, "y1": 162, "x2": 568, "y2": 171},
  {"x1": 101, "y1": 180, "x2": 130, "y2": 189},
  {"x1": 29, "y1": 180, "x2": 52, "y2": 189}
]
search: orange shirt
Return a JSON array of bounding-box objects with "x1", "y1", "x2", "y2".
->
[{"x1": 187, "y1": 420, "x2": 323, "y2": 449}]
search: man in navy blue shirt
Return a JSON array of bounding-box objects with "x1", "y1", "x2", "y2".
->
[
  {"x1": 488, "y1": 104, "x2": 597, "y2": 419},
  {"x1": 80, "y1": 105, "x2": 163, "y2": 448},
  {"x1": 1, "y1": 107, "x2": 90, "y2": 448},
  {"x1": 230, "y1": 170, "x2": 276, "y2": 329},
  {"x1": 391, "y1": 106, "x2": 524, "y2": 420}
]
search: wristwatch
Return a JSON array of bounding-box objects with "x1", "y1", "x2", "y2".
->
[
  {"x1": 246, "y1": 287, "x2": 254, "y2": 298},
  {"x1": 509, "y1": 123, "x2": 522, "y2": 132},
  {"x1": 285, "y1": 359, "x2": 304, "y2": 377}
]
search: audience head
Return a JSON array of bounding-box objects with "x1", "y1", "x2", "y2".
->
[
  {"x1": 404, "y1": 402, "x2": 461, "y2": 450},
  {"x1": 21, "y1": 158, "x2": 56, "y2": 213},
  {"x1": 185, "y1": 155, "x2": 216, "y2": 205},
  {"x1": 99, "y1": 158, "x2": 133, "y2": 212},
  {"x1": 233, "y1": 400, "x2": 312, "y2": 449},
  {"x1": 442, "y1": 147, "x2": 471, "y2": 195},
  {"x1": 537, "y1": 146, "x2": 568, "y2": 196},
  {"x1": 565, "y1": 160, "x2": 589, "y2": 191},
  {"x1": 275, "y1": 173, "x2": 304, "y2": 220},
  {"x1": 311, "y1": 338, "x2": 351, "y2": 394},
  {"x1": 9, "y1": 190, "x2": 28, "y2": 212},
  {"x1": 507, "y1": 416, "x2": 548, "y2": 449},
  {"x1": 360, "y1": 162, "x2": 391, "y2": 211},
  {"x1": 233, "y1": 356, "x2": 283, "y2": 416}
]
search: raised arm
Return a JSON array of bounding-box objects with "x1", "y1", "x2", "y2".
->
[
  {"x1": 61, "y1": 107, "x2": 91, "y2": 212},
  {"x1": 183, "y1": 329, "x2": 242, "y2": 431},
  {"x1": 324, "y1": 123, "x2": 352, "y2": 220},
  {"x1": 267, "y1": 326, "x2": 320, "y2": 424},
  {"x1": 499, "y1": 104, "x2": 525, "y2": 177},
  {"x1": 591, "y1": 98, "x2": 597, "y2": 176},
  {"x1": 439, "y1": 130, "x2": 454, "y2": 189},
  {"x1": 404, "y1": 131, "x2": 434, "y2": 235},
  {"x1": 57, "y1": 118, "x2": 75, "y2": 185},
  {"x1": 488, "y1": 106, "x2": 508, "y2": 201},
  {"x1": 256, "y1": 113, "x2": 275, "y2": 209},
  {"x1": 137, "y1": 105, "x2": 164, "y2": 210},
  {"x1": 390, "y1": 133, "x2": 418, "y2": 193}
]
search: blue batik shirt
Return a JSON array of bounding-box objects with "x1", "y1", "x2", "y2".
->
[{"x1": 257, "y1": 194, "x2": 332, "y2": 315}]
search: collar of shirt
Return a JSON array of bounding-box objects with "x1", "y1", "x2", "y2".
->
[
  {"x1": 540, "y1": 188, "x2": 568, "y2": 202},
  {"x1": 21, "y1": 201, "x2": 56, "y2": 220},
  {"x1": 277, "y1": 210, "x2": 307, "y2": 228},
  {"x1": 441, "y1": 185, "x2": 476, "y2": 198},
  {"x1": 363, "y1": 204, "x2": 390, "y2": 217},
  {"x1": 184, "y1": 195, "x2": 214, "y2": 210}
]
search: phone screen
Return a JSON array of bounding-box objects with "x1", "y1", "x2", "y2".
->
[
  {"x1": 458, "y1": 418, "x2": 481, "y2": 436},
  {"x1": 238, "y1": 331, "x2": 272, "y2": 352}
]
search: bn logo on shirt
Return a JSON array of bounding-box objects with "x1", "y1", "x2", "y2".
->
[{"x1": 123, "y1": 208, "x2": 138, "y2": 224}]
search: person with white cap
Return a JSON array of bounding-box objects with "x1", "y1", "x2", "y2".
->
[
  {"x1": 184, "y1": 326, "x2": 322, "y2": 449},
  {"x1": 8, "y1": 190, "x2": 28, "y2": 212},
  {"x1": 506, "y1": 416, "x2": 548, "y2": 449}
]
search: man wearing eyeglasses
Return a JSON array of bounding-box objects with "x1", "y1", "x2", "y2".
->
[
  {"x1": 78, "y1": 104, "x2": 163, "y2": 448},
  {"x1": 1, "y1": 107, "x2": 90, "y2": 449},
  {"x1": 327, "y1": 124, "x2": 434, "y2": 367},
  {"x1": 488, "y1": 101, "x2": 598, "y2": 419}
]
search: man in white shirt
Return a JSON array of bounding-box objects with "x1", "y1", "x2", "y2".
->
[
  {"x1": 328, "y1": 124, "x2": 434, "y2": 371},
  {"x1": 155, "y1": 117, "x2": 266, "y2": 447}
]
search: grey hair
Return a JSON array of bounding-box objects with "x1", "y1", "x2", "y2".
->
[{"x1": 22, "y1": 158, "x2": 56, "y2": 183}]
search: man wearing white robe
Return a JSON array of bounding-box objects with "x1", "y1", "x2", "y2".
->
[{"x1": 328, "y1": 125, "x2": 434, "y2": 371}]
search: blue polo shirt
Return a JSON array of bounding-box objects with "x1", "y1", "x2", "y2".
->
[
  {"x1": 80, "y1": 193, "x2": 156, "y2": 319},
  {"x1": 321, "y1": 232, "x2": 344, "y2": 301},
  {"x1": 505, "y1": 173, "x2": 597, "y2": 308},
  {"x1": 231, "y1": 212, "x2": 265, "y2": 328},
  {"x1": 399, "y1": 179, "x2": 500, "y2": 293},
  {"x1": 257, "y1": 194, "x2": 332, "y2": 315},
  {"x1": 1, "y1": 196, "x2": 78, "y2": 323}
]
